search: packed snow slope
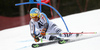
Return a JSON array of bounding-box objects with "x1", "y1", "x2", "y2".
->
[{"x1": 0, "y1": 9, "x2": 100, "y2": 50}]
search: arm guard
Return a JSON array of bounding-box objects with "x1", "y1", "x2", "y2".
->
[{"x1": 43, "y1": 23, "x2": 49, "y2": 32}]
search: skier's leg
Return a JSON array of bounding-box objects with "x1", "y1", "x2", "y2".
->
[
  {"x1": 51, "y1": 26, "x2": 78, "y2": 38},
  {"x1": 45, "y1": 24, "x2": 63, "y2": 40}
]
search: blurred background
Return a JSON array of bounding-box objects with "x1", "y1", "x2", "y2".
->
[{"x1": 0, "y1": 0, "x2": 100, "y2": 30}]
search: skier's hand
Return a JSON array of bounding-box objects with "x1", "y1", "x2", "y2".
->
[
  {"x1": 40, "y1": 28, "x2": 46, "y2": 36},
  {"x1": 33, "y1": 35, "x2": 40, "y2": 42},
  {"x1": 40, "y1": 31, "x2": 46, "y2": 36}
]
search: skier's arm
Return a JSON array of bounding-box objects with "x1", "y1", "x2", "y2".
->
[
  {"x1": 40, "y1": 23, "x2": 49, "y2": 36},
  {"x1": 30, "y1": 20, "x2": 35, "y2": 36},
  {"x1": 44, "y1": 22, "x2": 49, "y2": 32},
  {"x1": 30, "y1": 24, "x2": 35, "y2": 37},
  {"x1": 30, "y1": 20, "x2": 40, "y2": 42},
  {"x1": 40, "y1": 14, "x2": 49, "y2": 36}
]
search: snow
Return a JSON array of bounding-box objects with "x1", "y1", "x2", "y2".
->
[{"x1": 0, "y1": 9, "x2": 100, "y2": 50}]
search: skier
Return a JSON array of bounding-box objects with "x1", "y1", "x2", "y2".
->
[{"x1": 29, "y1": 8, "x2": 79, "y2": 42}]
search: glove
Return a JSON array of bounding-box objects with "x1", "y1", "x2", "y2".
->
[
  {"x1": 33, "y1": 35, "x2": 40, "y2": 42},
  {"x1": 40, "y1": 28, "x2": 46, "y2": 36}
]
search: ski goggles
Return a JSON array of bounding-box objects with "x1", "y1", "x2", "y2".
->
[{"x1": 30, "y1": 13, "x2": 38, "y2": 18}]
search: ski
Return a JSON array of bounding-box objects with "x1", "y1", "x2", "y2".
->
[
  {"x1": 31, "y1": 32, "x2": 97, "y2": 48},
  {"x1": 32, "y1": 39, "x2": 69, "y2": 48},
  {"x1": 32, "y1": 40, "x2": 58, "y2": 48}
]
